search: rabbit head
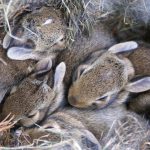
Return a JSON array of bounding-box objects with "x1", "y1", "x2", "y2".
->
[
  {"x1": 3, "y1": 7, "x2": 66, "y2": 60},
  {"x1": 68, "y1": 41, "x2": 142, "y2": 108},
  {"x1": 1, "y1": 59, "x2": 66, "y2": 127}
]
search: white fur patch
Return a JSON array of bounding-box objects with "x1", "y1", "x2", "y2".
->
[{"x1": 42, "y1": 19, "x2": 53, "y2": 26}]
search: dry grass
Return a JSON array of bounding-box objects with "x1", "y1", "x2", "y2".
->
[
  {"x1": 0, "y1": 114, "x2": 16, "y2": 147},
  {"x1": 1, "y1": 0, "x2": 150, "y2": 44},
  {"x1": 0, "y1": 113, "x2": 15, "y2": 132},
  {"x1": 0, "y1": 124, "x2": 83, "y2": 149},
  {"x1": 102, "y1": 114, "x2": 150, "y2": 150},
  {"x1": 0, "y1": 114, "x2": 149, "y2": 149},
  {"x1": 0, "y1": 0, "x2": 29, "y2": 41}
]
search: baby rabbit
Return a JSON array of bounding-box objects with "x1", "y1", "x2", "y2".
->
[
  {"x1": 18, "y1": 89, "x2": 149, "y2": 150},
  {"x1": 3, "y1": 6, "x2": 66, "y2": 60},
  {"x1": 1, "y1": 60, "x2": 66, "y2": 127},
  {"x1": 68, "y1": 41, "x2": 139, "y2": 108},
  {"x1": 0, "y1": 47, "x2": 35, "y2": 103}
]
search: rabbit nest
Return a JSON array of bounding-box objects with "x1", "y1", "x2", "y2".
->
[{"x1": 0, "y1": 0, "x2": 150, "y2": 149}]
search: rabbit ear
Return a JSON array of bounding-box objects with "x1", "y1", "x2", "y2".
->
[
  {"x1": 108, "y1": 41, "x2": 138, "y2": 54},
  {"x1": 54, "y1": 62, "x2": 66, "y2": 88},
  {"x1": 0, "y1": 89, "x2": 8, "y2": 103},
  {"x1": 73, "y1": 65, "x2": 89, "y2": 82},
  {"x1": 3, "y1": 33, "x2": 12, "y2": 49},
  {"x1": 7, "y1": 47, "x2": 39, "y2": 60},
  {"x1": 125, "y1": 77, "x2": 150, "y2": 93},
  {"x1": 35, "y1": 58, "x2": 52, "y2": 75}
]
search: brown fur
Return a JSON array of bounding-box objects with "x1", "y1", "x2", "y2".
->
[
  {"x1": 128, "y1": 91, "x2": 150, "y2": 116},
  {"x1": 68, "y1": 43, "x2": 135, "y2": 108},
  {"x1": 1, "y1": 62, "x2": 65, "y2": 127},
  {"x1": 68, "y1": 53, "x2": 130, "y2": 108},
  {"x1": 127, "y1": 42, "x2": 150, "y2": 76}
]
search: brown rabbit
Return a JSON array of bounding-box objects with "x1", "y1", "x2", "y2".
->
[
  {"x1": 68, "y1": 41, "x2": 150, "y2": 116},
  {"x1": 16, "y1": 89, "x2": 149, "y2": 150},
  {"x1": 3, "y1": 6, "x2": 66, "y2": 60},
  {"x1": 69, "y1": 42, "x2": 150, "y2": 117},
  {"x1": 1, "y1": 60, "x2": 66, "y2": 127},
  {"x1": 68, "y1": 41, "x2": 138, "y2": 108},
  {"x1": 0, "y1": 47, "x2": 36, "y2": 103}
]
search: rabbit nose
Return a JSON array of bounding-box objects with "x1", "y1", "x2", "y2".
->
[{"x1": 68, "y1": 96, "x2": 78, "y2": 106}]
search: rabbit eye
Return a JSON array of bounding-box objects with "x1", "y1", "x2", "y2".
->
[
  {"x1": 27, "y1": 110, "x2": 39, "y2": 119},
  {"x1": 44, "y1": 126, "x2": 55, "y2": 129},
  {"x1": 60, "y1": 38, "x2": 64, "y2": 42},
  {"x1": 42, "y1": 122, "x2": 60, "y2": 130},
  {"x1": 96, "y1": 96, "x2": 107, "y2": 101},
  {"x1": 28, "y1": 114, "x2": 35, "y2": 118},
  {"x1": 28, "y1": 112, "x2": 37, "y2": 119}
]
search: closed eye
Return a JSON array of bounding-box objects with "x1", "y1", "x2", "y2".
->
[
  {"x1": 28, "y1": 114, "x2": 36, "y2": 118},
  {"x1": 96, "y1": 96, "x2": 107, "y2": 101},
  {"x1": 27, "y1": 110, "x2": 38, "y2": 119},
  {"x1": 44, "y1": 126, "x2": 55, "y2": 129},
  {"x1": 60, "y1": 37, "x2": 64, "y2": 42},
  {"x1": 52, "y1": 37, "x2": 64, "y2": 47}
]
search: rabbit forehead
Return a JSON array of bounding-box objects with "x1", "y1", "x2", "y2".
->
[
  {"x1": 3, "y1": 77, "x2": 55, "y2": 114},
  {"x1": 82, "y1": 52, "x2": 127, "y2": 80},
  {"x1": 24, "y1": 7, "x2": 62, "y2": 23},
  {"x1": 18, "y1": 78, "x2": 55, "y2": 99},
  {"x1": 78, "y1": 52, "x2": 119, "y2": 75}
]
